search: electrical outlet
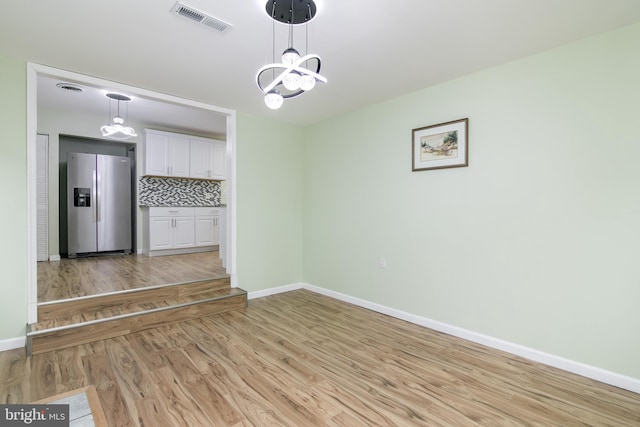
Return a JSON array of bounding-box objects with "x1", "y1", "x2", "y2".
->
[
  {"x1": 378, "y1": 257, "x2": 386, "y2": 269},
  {"x1": 205, "y1": 192, "x2": 213, "y2": 200}
]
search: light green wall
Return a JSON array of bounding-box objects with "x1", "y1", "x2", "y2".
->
[
  {"x1": 303, "y1": 23, "x2": 640, "y2": 379},
  {"x1": 236, "y1": 112, "x2": 305, "y2": 291},
  {"x1": 0, "y1": 56, "x2": 27, "y2": 338}
]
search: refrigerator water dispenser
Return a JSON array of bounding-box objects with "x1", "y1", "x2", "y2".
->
[{"x1": 73, "y1": 188, "x2": 91, "y2": 207}]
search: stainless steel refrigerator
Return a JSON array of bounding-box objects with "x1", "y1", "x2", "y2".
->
[{"x1": 67, "y1": 152, "x2": 132, "y2": 257}]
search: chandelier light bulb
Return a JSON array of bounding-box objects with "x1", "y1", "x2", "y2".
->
[
  {"x1": 299, "y1": 74, "x2": 316, "y2": 91},
  {"x1": 282, "y1": 71, "x2": 302, "y2": 91},
  {"x1": 282, "y1": 47, "x2": 300, "y2": 65},
  {"x1": 264, "y1": 90, "x2": 284, "y2": 109}
]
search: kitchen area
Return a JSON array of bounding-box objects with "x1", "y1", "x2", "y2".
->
[
  {"x1": 35, "y1": 73, "x2": 230, "y2": 303},
  {"x1": 140, "y1": 128, "x2": 227, "y2": 264}
]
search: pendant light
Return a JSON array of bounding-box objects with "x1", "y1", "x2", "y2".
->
[
  {"x1": 256, "y1": 0, "x2": 327, "y2": 110},
  {"x1": 100, "y1": 93, "x2": 137, "y2": 140}
]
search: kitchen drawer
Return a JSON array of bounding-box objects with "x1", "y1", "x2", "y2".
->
[
  {"x1": 148, "y1": 207, "x2": 194, "y2": 217},
  {"x1": 194, "y1": 207, "x2": 219, "y2": 216}
]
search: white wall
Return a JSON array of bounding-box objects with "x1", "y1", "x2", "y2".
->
[{"x1": 303, "y1": 22, "x2": 640, "y2": 380}]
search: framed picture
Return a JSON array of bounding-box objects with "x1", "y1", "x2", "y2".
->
[{"x1": 412, "y1": 118, "x2": 468, "y2": 171}]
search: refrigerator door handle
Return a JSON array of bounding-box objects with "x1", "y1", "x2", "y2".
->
[{"x1": 92, "y1": 169, "x2": 98, "y2": 222}]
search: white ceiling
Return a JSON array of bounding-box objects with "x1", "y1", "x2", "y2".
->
[
  {"x1": 37, "y1": 75, "x2": 228, "y2": 137},
  {"x1": 2, "y1": 0, "x2": 640, "y2": 135}
]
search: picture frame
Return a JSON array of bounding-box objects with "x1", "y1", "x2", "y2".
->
[{"x1": 412, "y1": 118, "x2": 468, "y2": 171}]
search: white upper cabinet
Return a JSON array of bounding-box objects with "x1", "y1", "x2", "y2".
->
[
  {"x1": 190, "y1": 138, "x2": 226, "y2": 180},
  {"x1": 189, "y1": 139, "x2": 210, "y2": 179},
  {"x1": 144, "y1": 131, "x2": 170, "y2": 176},
  {"x1": 210, "y1": 141, "x2": 226, "y2": 180},
  {"x1": 144, "y1": 129, "x2": 225, "y2": 180},
  {"x1": 144, "y1": 130, "x2": 190, "y2": 178},
  {"x1": 168, "y1": 136, "x2": 190, "y2": 177}
]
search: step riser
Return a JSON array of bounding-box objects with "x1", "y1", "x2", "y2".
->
[
  {"x1": 29, "y1": 293, "x2": 246, "y2": 355},
  {"x1": 38, "y1": 277, "x2": 231, "y2": 321}
]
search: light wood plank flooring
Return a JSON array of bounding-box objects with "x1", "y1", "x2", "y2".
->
[
  {"x1": 38, "y1": 252, "x2": 226, "y2": 302},
  {"x1": 2, "y1": 290, "x2": 639, "y2": 426}
]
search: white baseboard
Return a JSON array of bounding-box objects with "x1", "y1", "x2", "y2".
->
[
  {"x1": 49, "y1": 254, "x2": 61, "y2": 262},
  {"x1": 136, "y1": 249, "x2": 143, "y2": 255},
  {"x1": 0, "y1": 336, "x2": 25, "y2": 352},
  {"x1": 273, "y1": 283, "x2": 638, "y2": 394},
  {"x1": 146, "y1": 246, "x2": 216, "y2": 257},
  {"x1": 247, "y1": 283, "x2": 303, "y2": 300}
]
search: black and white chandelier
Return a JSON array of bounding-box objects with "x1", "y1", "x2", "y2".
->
[{"x1": 256, "y1": 0, "x2": 327, "y2": 110}]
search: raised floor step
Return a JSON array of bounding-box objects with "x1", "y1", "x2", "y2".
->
[
  {"x1": 37, "y1": 277, "x2": 232, "y2": 322},
  {"x1": 27, "y1": 277, "x2": 246, "y2": 355}
]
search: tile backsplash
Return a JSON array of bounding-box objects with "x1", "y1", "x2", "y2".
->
[{"x1": 138, "y1": 176, "x2": 221, "y2": 207}]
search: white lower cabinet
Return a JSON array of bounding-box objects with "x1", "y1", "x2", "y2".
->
[
  {"x1": 195, "y1": 208, "x2": 220, "y2": 247},
  {"x1": 172, "y1": 216, "x2": 196, "y2": 248},
  {"x1": 143, "y1": 207, "x2": 219, "y2": 256},
  {"x1": 148, "y1": 216, "x2": 172, "y2": 250}
]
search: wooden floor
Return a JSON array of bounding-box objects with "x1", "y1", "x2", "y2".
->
[
  {"x1": 38, "y1": 252, "x2": 226, "y2": 302},
  {"x1": 2, "y1": 290, "x2": 639, "y2": 426}
]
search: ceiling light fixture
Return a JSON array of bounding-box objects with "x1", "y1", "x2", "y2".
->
[
  {"x1": 100, "y1": 93, "x2": 137, "y2": 140},
  {"x1": 256, "y1": 0, "x2": 327, "y2": 110}
]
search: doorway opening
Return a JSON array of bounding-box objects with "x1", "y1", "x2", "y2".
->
[{"x1": 27, "y1": 63, "x2": 237, "y2": 322}]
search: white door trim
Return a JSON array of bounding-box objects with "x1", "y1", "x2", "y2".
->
[{"x1": 36, "y1": 134, "x2": 49, "y2": 262}]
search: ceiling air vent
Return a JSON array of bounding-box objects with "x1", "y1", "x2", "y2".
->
[
  {"x1": 171, "y1": 2, "x2": 233, "y2": 33},
  {"x1": 56, "y1": 82, "x2": 84, "y2": 93}
]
